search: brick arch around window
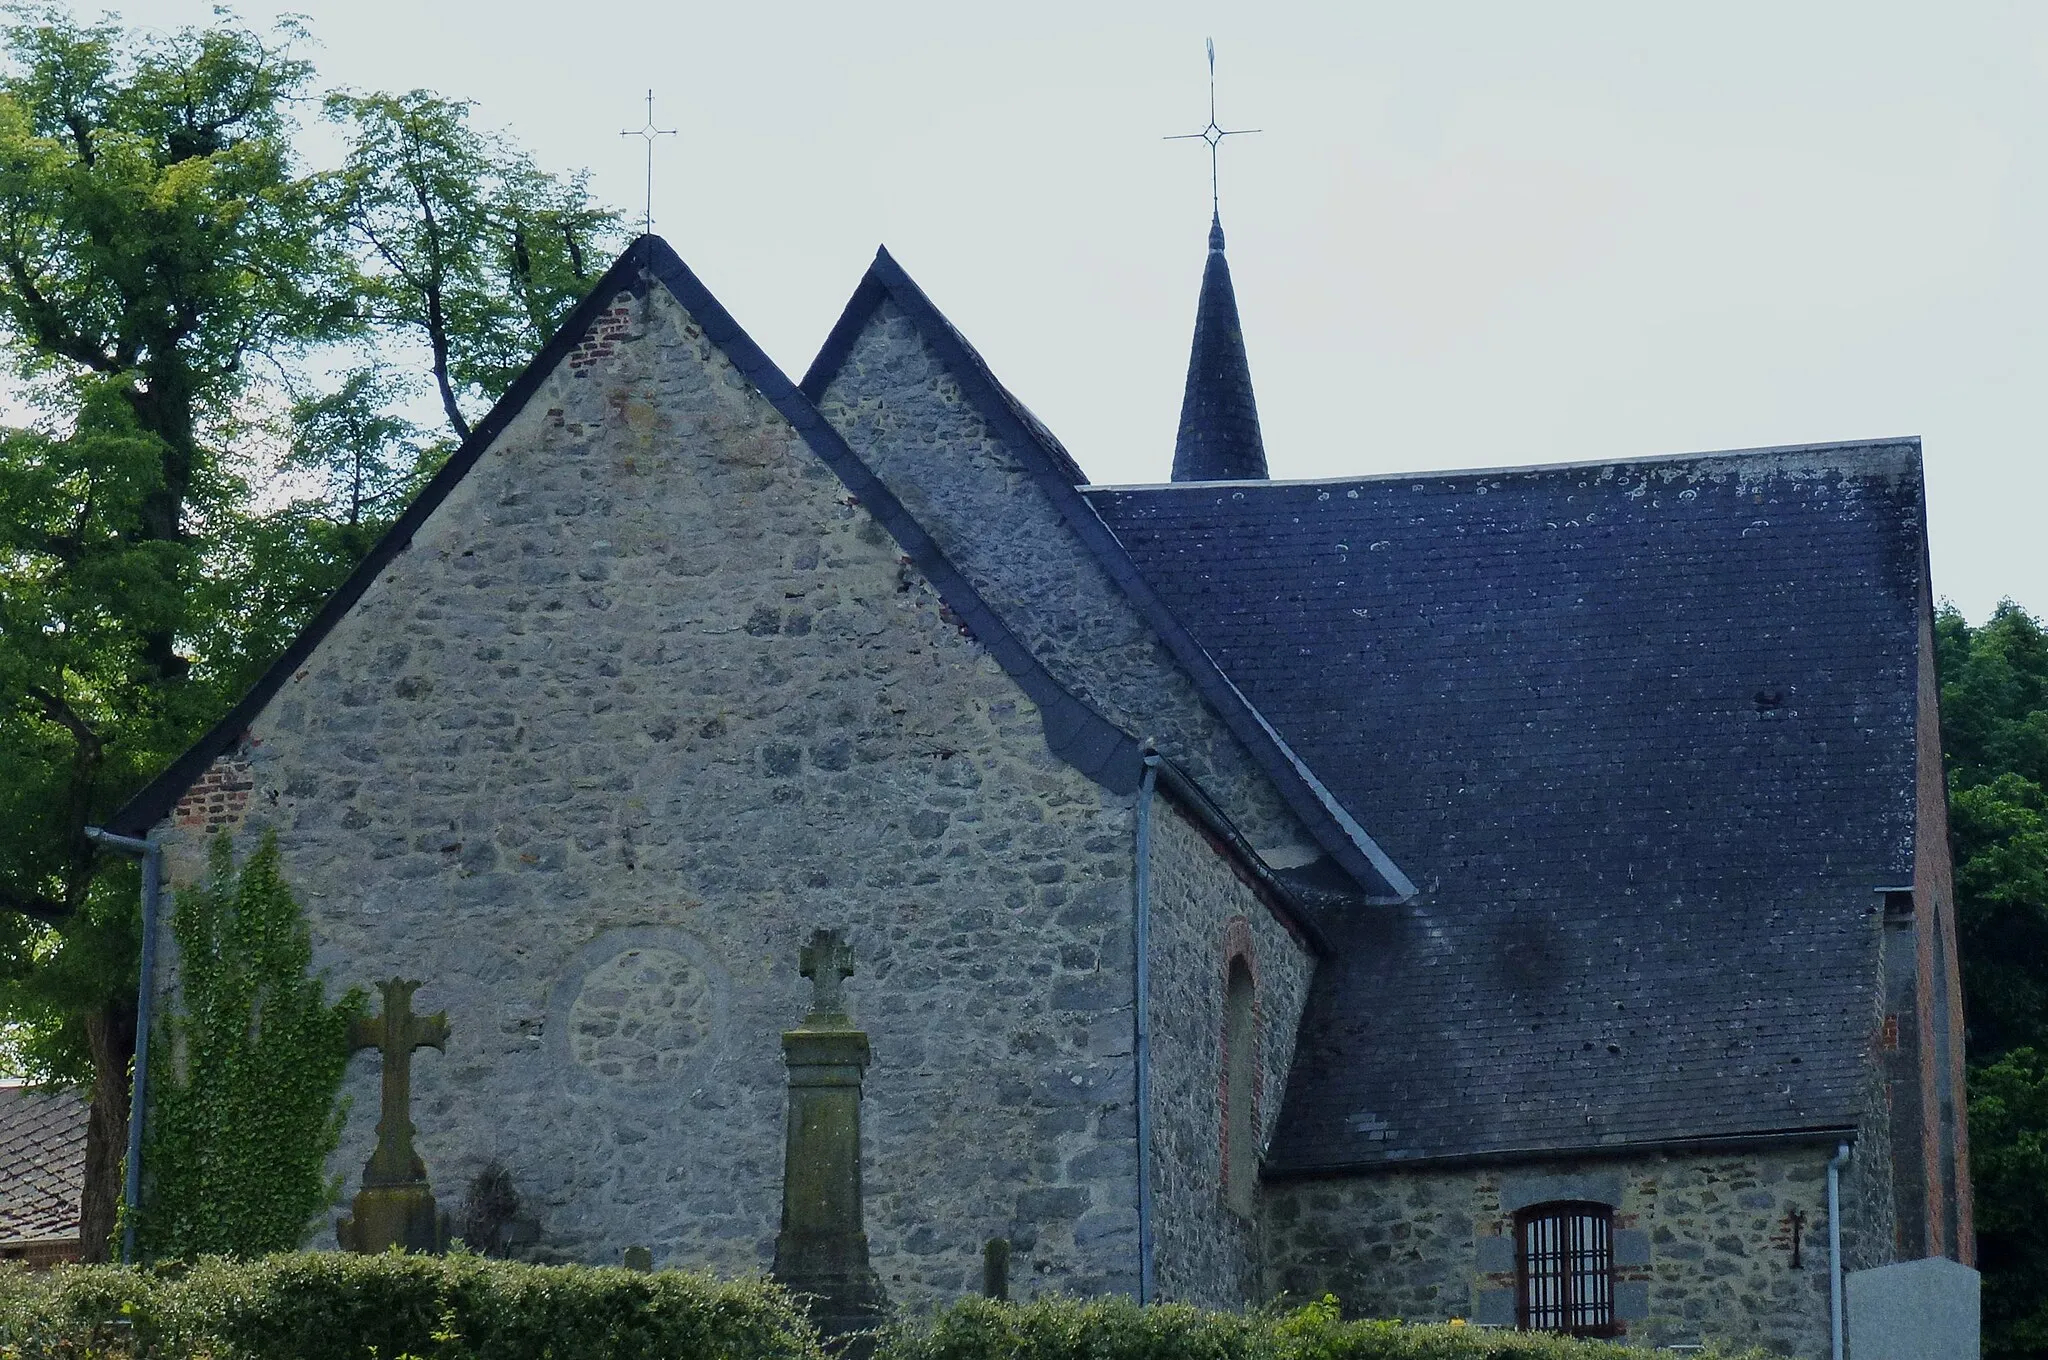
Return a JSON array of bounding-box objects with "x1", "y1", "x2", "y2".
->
[{"x1": 1220, "y1": 915, "x2": 1261, "y2": 1217}]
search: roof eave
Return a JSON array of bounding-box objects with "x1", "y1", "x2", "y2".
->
[
  {"x1": 114, "y1": 236, "x2": 1157, "y2": 837},
  {"x1": 1264, "y1": 1123, "x2": 1863, "y2": 1181}
]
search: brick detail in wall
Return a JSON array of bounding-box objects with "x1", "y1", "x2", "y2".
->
[
  {"x1": 565, "y1": 298, "x2": 636, "y2": 374},
  {"x1": 171, "y1": 752, "x2": 255, "y2": 834}
]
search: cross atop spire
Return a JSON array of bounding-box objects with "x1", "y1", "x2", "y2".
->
[{"x1": 1164, "y1": 39, "x2": 1261, "y2": 217}]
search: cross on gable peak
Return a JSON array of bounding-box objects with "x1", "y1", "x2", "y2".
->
[{"x1": 799, "y1": 928, "x2": 856, "y2": 1020}]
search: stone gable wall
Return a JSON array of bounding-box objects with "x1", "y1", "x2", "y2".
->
[
  {"x1": 1144, "y1": 797, "x2": 1314, "y2": 1307},
  {"x1": 151, "y1": 279, "x2": 1145, "y2": 1306},
  {"x1": 1266, "y1": 1145, "x2": 1894, "y2": 1356},
  {"x1": 813, "y1": 301, "x2": 1319, "y2": 868}
]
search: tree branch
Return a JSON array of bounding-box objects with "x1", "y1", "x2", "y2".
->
[
  {"x1": 26, "y1": 684, "x2": 104, "y2": 759},
  {"x1": 0, "y1": 880, "x2": 70, "y2": 922}
]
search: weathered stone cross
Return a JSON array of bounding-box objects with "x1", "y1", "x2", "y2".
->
[
  {"x1": 347, "y1": 978, "x2": 450, "y2": 1187},
  {"x1": 799, "y1": 929, "x2": 856, "y2": 1023}
]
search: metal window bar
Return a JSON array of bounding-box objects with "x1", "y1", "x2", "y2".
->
[{"x1": 1518, "y1": 1205, "x2": 1614, "y2": 1336}]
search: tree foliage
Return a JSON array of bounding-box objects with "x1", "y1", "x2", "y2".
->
[
  {"x1": 1937, "y1": 601, "x2": 2048, "y2": 1358},
  {"x1": 0, "y1": 4, "x2": 619, "y2": 1259},
  {"x1": 324, "y1": 89, "x2": 612, "y2": 441},
  {"x1": 137, "y1": 833, "x2": 362, "y2": 1260}
]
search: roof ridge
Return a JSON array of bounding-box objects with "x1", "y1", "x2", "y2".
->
[
  {"x1": 113, "y1": 237, "x2": 1149, "y2": 834},
  {"x1": 1089, "y1": 435, "x2": 1925, "y2": 494},
  {"x1": 803, "y1": 247, "x2": 1413, "y2": 902},
  {"x1": 110, "y1": 238, "x2": 664, "y2": 834}
]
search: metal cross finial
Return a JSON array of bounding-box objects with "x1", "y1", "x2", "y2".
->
[
  {"x1": 1164, "y1": 38, "x2": 1261, "y2": 215},
  {"x1": 620, "y1": 90, "x2": 676, "y2": 237}
]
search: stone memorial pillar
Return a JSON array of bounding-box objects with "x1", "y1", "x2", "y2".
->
[
  {"x1": 773, "y1": 929, "x2": 888, "y2": 1347},
  {"x1": 337, "y1": 977, "x2": 451, "y2": 1253}
]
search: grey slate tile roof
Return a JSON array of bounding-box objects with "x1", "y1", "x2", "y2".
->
[
  {"x1": 1171, "y1": 214, "x2": 1268, "y2": 483},
  {"x1": 0, "y1": 1084, "x2": 86, "y2": 1243},
  {"x1": 1085, "y1": 442, "x2": 1926, "y2": 1169}
]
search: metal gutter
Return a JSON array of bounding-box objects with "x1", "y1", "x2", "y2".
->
[
  {"x1": 1264, "y1": 1124, "x2": 1861, "y2": 1181},
  {"x1": 1828, "y1": 1141, "x2": 1852, "y2": 1360},
  {"x1": 1146, "y1": 755, "x2": 1332, "y2": 958},
  {"x1": 82, "y1": 826, "x2": 161, "y2": 1265},
  {"x1": 1132, "y1": 756, "x2": 1160, "y2": 1304}
]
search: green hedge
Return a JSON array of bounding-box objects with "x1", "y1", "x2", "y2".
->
[
  {"x1": 0, "y1": 1252, "x2": 822, "y2": 1360},
  {"x1": 0, "y1": 1256, "x2": 1761, "y2": 1360},
  {"x1": 884, "y1": 1295, "x2": 1759, "y2": 1360}
]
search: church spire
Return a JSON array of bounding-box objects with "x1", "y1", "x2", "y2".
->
[{"x1": 1171, "y1": 211, "x2": 1268, "y2": 482}]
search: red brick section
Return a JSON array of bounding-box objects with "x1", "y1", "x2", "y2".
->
[
  {"x1": 171, "y1": 750, "x2": 255, "y2": 834},
  {"x1": 565, "y1": 298, "x2": 636, "y2": 374},
  {"x1": 1914, "y1": 590, "x2": 1973, "y2": 1264}
]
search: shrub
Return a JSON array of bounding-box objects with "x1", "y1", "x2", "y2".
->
[
  {"x1": 0, "y1": 1259, "x2": 1773, "y2": 1360},
  {"x1": 872, "y1": 1295, "x2": 1765, "y2": 1360},
  {"x1": 0, "y1": 1252, "x2": 824, "y2": 1360}
]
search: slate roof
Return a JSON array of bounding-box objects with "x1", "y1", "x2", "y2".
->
[
  {"x1": 0, "y1": 1084, "x2": 86, "y2": 1243},
  {"x1": 1171, "y1": 214, "x2": 1268, "y2": 483},
  {"x1": 1085, "y1": 442, "x2": 1926, "y2": 1169}
]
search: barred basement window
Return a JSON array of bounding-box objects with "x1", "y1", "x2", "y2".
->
[{"x1": 1516, "y1": 1202, "x2": 1617, "y2": 1336}]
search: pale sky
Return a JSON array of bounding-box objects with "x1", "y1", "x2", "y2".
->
[{"x1": 112, "y1": 0, "x2": 2048, "y2": 622}]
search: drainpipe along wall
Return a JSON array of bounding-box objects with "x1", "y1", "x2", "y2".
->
[
  {"x1": 82, "y1": 826, "x2": 162, "y2": 1266},
  {"x1": 1132, "y1": 755, "x2": 1160, "y2": 1303},
  {"x1": 1828, "y1": 1140, "x2": 1852, "y2": 1360}
]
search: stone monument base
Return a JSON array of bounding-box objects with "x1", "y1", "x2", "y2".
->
[
  {"x1": 780, "y1": 1271, "x2": 889, "y2": 1358},
  {"x1": 337, "y1": 1182, "x2": 450, "y2": 1254}
]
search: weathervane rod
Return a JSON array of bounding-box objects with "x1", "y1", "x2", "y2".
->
[
  {"x1": 621, "y1": 90, "x2": 676, "y2": 237},
  {"x1": 1164, "y1": 37, "x2": 1260, "y2": 215}
]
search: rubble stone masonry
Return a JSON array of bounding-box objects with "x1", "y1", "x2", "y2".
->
[
  {"x1": 1266, "y1": 1144, "x2": 1894, "y2": 1358},
  {"x1": 1144, "y1": 797, "x2": 1313, "y2": 1307},
  {"x1": 154, "y1": 278, "x2": 1153, "y2": 1306}
]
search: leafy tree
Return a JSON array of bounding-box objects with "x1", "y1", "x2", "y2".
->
[
  {"x1": 0, "y1": 6, "x2": 348, "y2": 1256},
  {"x1": 323, "y1": 89, "x2": 614, "y2": 441},
  {"x1": 0, "y1": 7, "x2": 618, "y2": 1259},
  {"x1": 137, "y1": 833, "x2": 362, "y2": 1259},
  {"x1": 1938, "y1": 602, "x2": 2048, "y2": 1357}
]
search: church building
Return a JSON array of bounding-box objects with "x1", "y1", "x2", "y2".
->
[{"x1": 109, "y1": 212, "x2": 1971, "y2": 1355}]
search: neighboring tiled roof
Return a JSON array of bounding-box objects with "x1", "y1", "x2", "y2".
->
[
  {"x1": 1171, "y1": 214, "x2": 1267, "y2": 483},
  {"x1": 0, "y1": 1084, "x2": 86, "y2": 1243},
  {"x1": 1086, "y1": 441, "x2": 1925, "y2": 1169},
  {"x1": 803, "y1": 248, "x2": 1412, "y2": 901}
]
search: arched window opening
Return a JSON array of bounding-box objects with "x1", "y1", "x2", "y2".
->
[
  {"x1": 1516, "y1": 1201, "x2": 1618, "y2": 1337},
  {"x1": 1222, "y1": 955, "x2": 1257, "y2": 1218}
]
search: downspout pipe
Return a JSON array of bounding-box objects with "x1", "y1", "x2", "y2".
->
[
  {"x1": 83, "y1": 826, "x2": 162, "y2": 1266},
  {"x1": 1828, "y1": 1140, "x2": 1852, "y2": 1360},
  {"x1": 1133, "y1": 754, "x2": 1161, "y2": 1304}
]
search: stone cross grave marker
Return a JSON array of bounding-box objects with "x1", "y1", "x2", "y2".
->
[
  {"x1": 348, "y1": 978, "x2": 450, "y2": 1187},
  {"x1": 776, "y1": 928, "x2": 886, "y2": 1348},
  {"x1": 800, "y1": 929, "x2": 856, "y2": 1023}
]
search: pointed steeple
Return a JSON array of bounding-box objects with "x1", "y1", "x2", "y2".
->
[{"x1": 1171, "y1": 213, "x2": 1268, "y2": 482}]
